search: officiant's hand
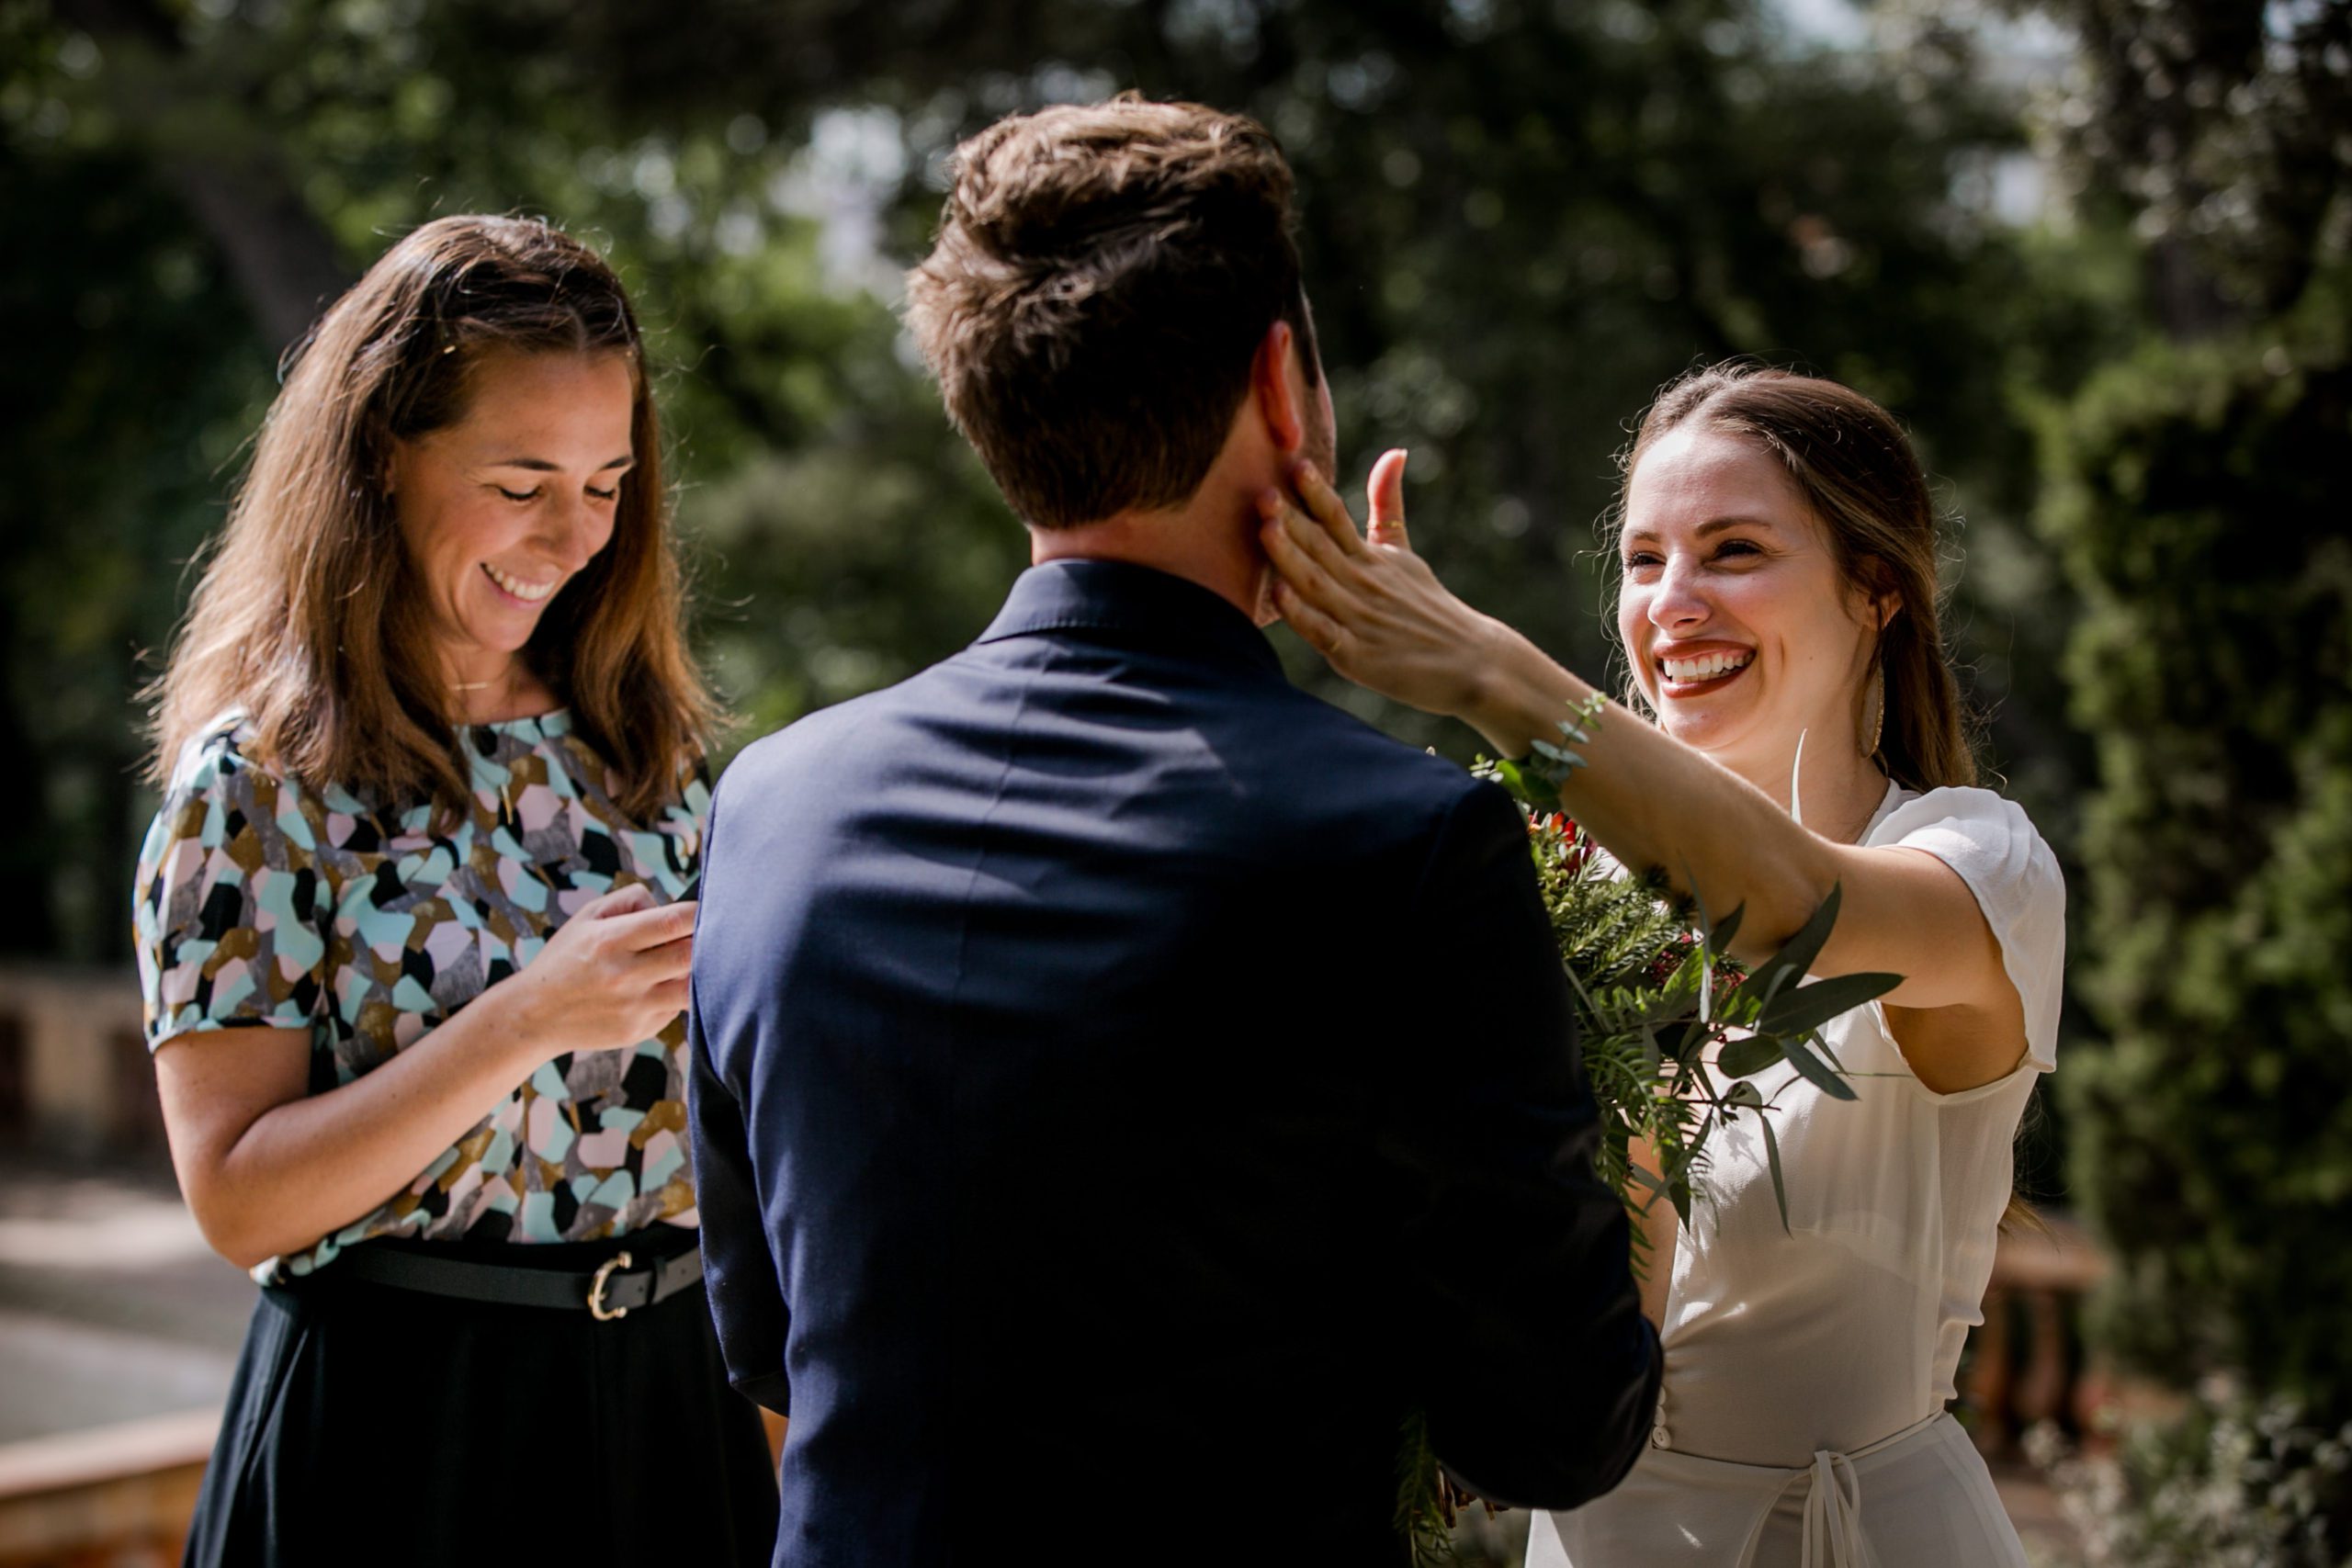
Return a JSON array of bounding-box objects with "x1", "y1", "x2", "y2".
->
[{"x1": 1258, "y1": 453, "x2": 1505, "y2": 720}]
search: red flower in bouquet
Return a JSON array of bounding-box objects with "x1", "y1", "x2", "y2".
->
[{"x1": 1524, "y1": 807, "x2": 1597, "y2": 876}]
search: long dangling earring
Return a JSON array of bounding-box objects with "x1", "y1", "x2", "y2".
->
[{"x1": 1862, "y1": 657, "x2": 1886, "y2": 759}]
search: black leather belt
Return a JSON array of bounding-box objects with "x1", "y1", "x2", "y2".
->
[{"x1": 334, "y1": 1242, "x2": 705, "y2": 1321}]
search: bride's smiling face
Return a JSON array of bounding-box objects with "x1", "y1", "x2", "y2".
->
[{"x1": 1617, "y1": 424, "x2": 1884, "y2": 776}]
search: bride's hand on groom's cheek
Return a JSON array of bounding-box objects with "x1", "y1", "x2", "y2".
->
[{"x1": 1256, "y1": 452, "x2": 1496, "y2": 719}]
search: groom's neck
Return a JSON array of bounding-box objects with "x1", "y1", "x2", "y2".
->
[{"x1": 1030, "y1": 481, "x2": 1273, "y2": 626}]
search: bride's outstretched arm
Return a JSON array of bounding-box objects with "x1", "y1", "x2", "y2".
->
[{"x1": 1259, "y1": 457, "x2": 2024, "y2": 1092}]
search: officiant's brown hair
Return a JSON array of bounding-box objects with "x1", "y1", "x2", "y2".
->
[
  {"x1": 144, "y1": 214, "x2": 715, "y2": 823},
  {"x1": 907, "y1": 96, "x2": 1319, "y2": 530}
]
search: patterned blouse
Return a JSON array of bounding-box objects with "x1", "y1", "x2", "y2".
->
[{"x1": 132, "y1": 710, "x2": 709, "y2": 1283}]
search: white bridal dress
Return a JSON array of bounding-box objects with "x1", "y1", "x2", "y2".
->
[{"x1": 1528, "y1": 782, "x2": 2064, "y2": 1568}]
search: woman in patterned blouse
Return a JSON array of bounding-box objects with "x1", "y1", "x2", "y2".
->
[{"x1": 134, "y1": 215, "x2": 777, "y2": 1564}]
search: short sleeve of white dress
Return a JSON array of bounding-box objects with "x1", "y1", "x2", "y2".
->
[{"x1": 1868, "y1": 785, "x2": 2065, "y2": 1077}]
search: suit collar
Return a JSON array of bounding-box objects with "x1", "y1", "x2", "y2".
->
[{"x1": 977, "y1": 559, "x2": 1283, "y2": 678}]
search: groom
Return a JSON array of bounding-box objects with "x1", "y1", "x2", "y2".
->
[{"x1": 686, "y1": 96, "x2": 1660, "y2": 1565}]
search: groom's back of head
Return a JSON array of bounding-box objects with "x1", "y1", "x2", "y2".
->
[{"x1": 906, "y1": 96, "x2": 1319, "y2": 529}]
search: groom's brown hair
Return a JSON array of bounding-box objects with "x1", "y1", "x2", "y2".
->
[{"x1": 907, "y1": 95, "x2": 1318, "y2": 530}]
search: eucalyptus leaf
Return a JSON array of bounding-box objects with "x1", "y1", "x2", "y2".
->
[
  {"x1": 1738, "y1": 882, "x2": 1846, "y2": 1004},
  {"x1": 1624, "y1": 1161, "x2": 1670, "y2": 1194},
  {"x1": 1718, "y1": 1034, "x2": 1786, "y2": 1078},
  {"x1": 1623, "y1": 1163, "x2": 1671, "y2": 1220},
  {"x1": 1530, "y1": 739, "x2": 1582, "y2": 768},
  {"x1": 1701, "y1": 900, "x2": 1747, "y2": 958},
  {"x1": 1779, "y1": 1032, "x2": 1860, "y2": 1101},
  {"x1": 1759, "y1": 1115, "x2": 1792, "y2": 1235},
  {"x1": 1756, "y1": 970, "x2": 1904, "y2": 1037},
  {"x1": 1666, "y1": 1016, "x2": 1715, "y2": 1065}
]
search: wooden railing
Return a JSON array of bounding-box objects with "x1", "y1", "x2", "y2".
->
[
  {"x1": 0, "y1": 1411, "x2": 213, "y2": 1568},
  {"x1": 1963, "y1": 1211, "x2": 2110, "y2": 1454},
  {"x1": 0, "y1": 965, "x2": 156, "y2": 1160}
]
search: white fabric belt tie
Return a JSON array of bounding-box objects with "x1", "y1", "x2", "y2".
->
[{"x1": 1728, "y1": 1411, "x2": 1944, "y2": 1568}]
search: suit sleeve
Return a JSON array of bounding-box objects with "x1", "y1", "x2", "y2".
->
[
  {"x1": 1386, "y1": 780, "x2": 1661, "y2": 1510},
  {"x1": 685, "y1": 794, "x2": 794, "y2": 1416}
]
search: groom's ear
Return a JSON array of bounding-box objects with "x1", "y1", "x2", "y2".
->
[{"x1": 1250, "y1": 321, "x2": 1310, "y2": 457}]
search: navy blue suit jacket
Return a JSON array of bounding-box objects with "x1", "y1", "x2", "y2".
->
[{"x1": 689, "y1": 560, "x2": 1659, "y2": 1565}]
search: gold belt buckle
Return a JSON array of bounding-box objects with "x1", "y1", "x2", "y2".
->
[{"x1": 588, "y1": 1249, "x2": 635, "y2": 1322}]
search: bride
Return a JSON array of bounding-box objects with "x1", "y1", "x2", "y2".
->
[{"x1": 1260, "y1": 364, "x2": 2063, "y2": 1566}]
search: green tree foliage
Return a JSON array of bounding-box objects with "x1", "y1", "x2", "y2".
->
[
  {"x1": 2041, "y1": 274, "x2": 2352, "y2": 1411},
  {"x1": 2025, "y1": 5, "x2": 2352, "y2": 1554},
  {"x1": 2027, "y1": 0, "x2": 2352, "y2": 323},
  {"x1": 0, "y1": 6, "x2": 281, "y2": 958},
  {"x1": 2038, "y1": 1393, "x2": 2352, "y2": 1567}
]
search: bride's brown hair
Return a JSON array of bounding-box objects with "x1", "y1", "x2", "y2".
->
[
  {"x1": 146, "y1": 214, "x2": 717, "y2": 819},
  {"x1": 1612, "y1": 363, "x2": 1977, "y2": 793}
]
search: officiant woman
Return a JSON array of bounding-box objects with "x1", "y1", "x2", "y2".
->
[
  {"x1": 131, "y1": 214, "x2": 777, "y2": 1565},
  {"x1": 1260, "y1": 363, "x2": 2064, "y2": 1568}
]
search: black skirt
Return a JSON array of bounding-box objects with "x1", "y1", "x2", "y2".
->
[{"x1": 181, "y1": 1228, "x2": 780, "y2": 1567}]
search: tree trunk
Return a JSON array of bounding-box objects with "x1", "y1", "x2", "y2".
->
[{"x1": 51, "y1": 0, "x2": 350, "y2": 355}]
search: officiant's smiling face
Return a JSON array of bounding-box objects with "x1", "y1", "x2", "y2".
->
[
  {"x1": 1618, "y1": 425, "x2": 1883, "y2": 772},
  {"x1": 387, "y1": 348, "x2": 638, "y2": 678}
]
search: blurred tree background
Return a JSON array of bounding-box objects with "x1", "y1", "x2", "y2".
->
[
  {"x1": 2021, "y1": 0, "x2": 2352, "y2": 1558},
  {"x1": 1, "y1": 0, "x2": 2346, "y2": 1553}
]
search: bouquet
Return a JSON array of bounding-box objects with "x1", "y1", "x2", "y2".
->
[{"x1": 1397, "y1": 701, "x2": 1900, "y2": 1563}]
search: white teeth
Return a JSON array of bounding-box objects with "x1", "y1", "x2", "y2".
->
[
  {"x1": 1661, "y1": 650, "x2": 1752, "y2": 682},
  {"x1": 483, "y1": 564, "x2": 555, "y2": 603}
]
